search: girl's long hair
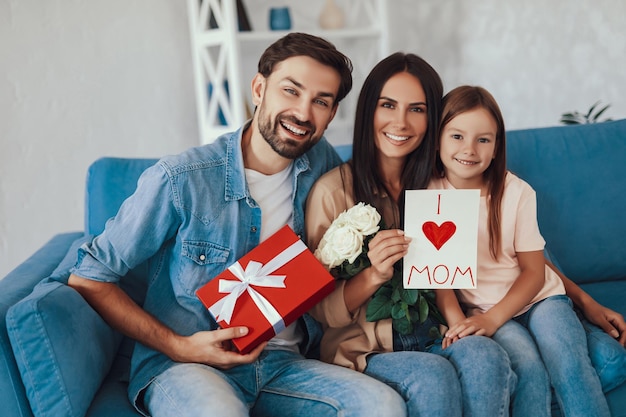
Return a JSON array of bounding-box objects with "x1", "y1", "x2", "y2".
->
[
  {"x1": 435, "y1": 86, "x2": 507, "y2": 259},
  {"x1": 350, "y1": 52, "x2": 443, "y2": 224}
]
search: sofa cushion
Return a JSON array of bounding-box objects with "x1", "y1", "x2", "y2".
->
[
  {"x1": 0, "y1": 232, "x2": 84, "y2": 417},
  {"x1": 6, "y1": 279, "x2": 121, "y2": 417},
  {"x1": 6, "y1": 234, "x2": 123, "y2": 417}
]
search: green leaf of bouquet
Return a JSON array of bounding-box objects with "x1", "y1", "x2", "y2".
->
[
  {"x1": 373, "y1": 283, "x2": 392, "y2": 298},
  {"x1": 345, "y1": 258, "x2": 366, "y2": 276},
  {"x1": 428, "y1": 304, "x2": 447, "y2": 326},
  {"x1": 334, "y1": 269, "x2": 351, "y2": 280},
  {"x1": 392, "y1": 317, "x2": 413, "y2": 335},
  {"x1": 408, "y1": 307, "x2": 420, "y2": 322},
  {"x1": 422, "y1": 289, "x2": 436, "y2": 302},
  {"x1": 344, "y1": 264, "x2": 358, "y2": 276},
  {"x1": 390, "y1": 285, "x2": 402, "y2": 303},
  {"x1": 418, "y1": 291, "x2": 446, "y2": 325},
  {"x1": 400, "y1": 288, "x2": 418, "y2": 305},
  {"x1": 391, "y1": 302, "x2": 407, "y2": 320},
  {"x1": 366, "y1": 294, "x2": 393, "y2": 321},
  {"x1": 418, "y1": 295, "x2": 429, "y2": 323}
]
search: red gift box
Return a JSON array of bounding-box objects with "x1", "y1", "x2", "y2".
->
[{"x1": 196, "y1": 225, "x2": 335, "y2": 354}]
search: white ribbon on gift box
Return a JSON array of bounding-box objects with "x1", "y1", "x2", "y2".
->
[{"x1": 208, "y1": 240, "x2": 307, "y2": 336}]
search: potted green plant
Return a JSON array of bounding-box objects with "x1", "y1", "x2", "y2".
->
[{"x1": 560, "y1": 101, "x2": 613, "y2": 125}]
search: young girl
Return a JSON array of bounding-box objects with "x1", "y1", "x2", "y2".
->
[
  {"x1": 431, "y1": 85, "x2": 610, "y2": 417},
  {"x1": 306, "y1": 54, "x2": 516, "y2": 417}
]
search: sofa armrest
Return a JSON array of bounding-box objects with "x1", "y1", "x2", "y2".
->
[
  {"x1": 7, "y1": 281, "x2": 122, "y2": 417},
  {"x1": 4, "y1": 231, "x2": 125, "y2": 417},
  {"x1": 1, "y1": 232, "x2": 83, "y2": 417}
]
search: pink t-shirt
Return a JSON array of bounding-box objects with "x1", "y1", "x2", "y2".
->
[{"x1": 428, "y1": 172, "x2": 565, "y2": 316}]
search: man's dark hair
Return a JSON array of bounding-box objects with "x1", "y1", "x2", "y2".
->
[{"x1": 257, "y1": 32, "x2": 353, "y2": 105}]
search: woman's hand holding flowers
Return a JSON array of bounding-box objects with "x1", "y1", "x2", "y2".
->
[
  {"x1": 366, "y1": 229, "x2": 411, "y2": 286},
  {"x1": 315, "y1": 203, "x2": 443, "y2": 335}
]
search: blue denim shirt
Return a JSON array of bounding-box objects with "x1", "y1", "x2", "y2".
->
[{"x1": 72, "y1": 125, "x2": 342, "y2": 409}]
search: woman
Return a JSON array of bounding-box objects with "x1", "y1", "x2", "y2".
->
[{"x1": 306, "y1": 53, "x2": 515, "y2": 417}]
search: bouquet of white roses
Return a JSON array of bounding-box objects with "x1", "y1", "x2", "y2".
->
[
  {"x1": 314, "y1": 203, "x2": 443, "y2": 335},
  {"x1": 315, "y1": 202, "x2": 381, "y2": 278}
]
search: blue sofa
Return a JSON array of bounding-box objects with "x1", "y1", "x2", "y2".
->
[{"x1": 2, "y1": 120, "x2": 626, "y2": 417}]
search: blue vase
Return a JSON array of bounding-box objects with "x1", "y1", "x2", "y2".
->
[{"x1": 269, "y1": 7, "x2": 292, "y2": 31}]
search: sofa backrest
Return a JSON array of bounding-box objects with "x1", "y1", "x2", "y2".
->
[
  {"x1": 84, "y1": 157, "x2": 158, "y2": 236},
  {"x1": 506, "y1": 119, "x2": 626, "y2": 283},
  {"x1": 83, "y1": 148, "x2": 353, "y2": 236}
]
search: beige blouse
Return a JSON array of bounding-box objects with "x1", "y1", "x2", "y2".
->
[{"x1": 305, "y1": 163, "x2": 399, "y2": 372}]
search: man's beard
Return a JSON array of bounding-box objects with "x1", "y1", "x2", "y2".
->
[{"x1": 257, "y1": 110, "x2": 319, "y2": 160}]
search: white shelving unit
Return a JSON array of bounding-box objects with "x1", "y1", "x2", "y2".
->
[{"x1": 187, "y1": 0, "x2": 389, "y2": 145}]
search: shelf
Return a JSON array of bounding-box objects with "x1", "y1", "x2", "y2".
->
[
  {"x1": 235, "y1": 28, "x2": 383, "y2": 42},
  {"x1": 197, "y1": 28, "x2": 382, "y2": 47},
  {"x1": 187, "y1": 0, "x2": 389, "y2": 145}
]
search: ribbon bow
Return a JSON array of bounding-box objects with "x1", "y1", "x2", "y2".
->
[{"x1": 208, "y1": 240, "x2": 307, "y2": 335}]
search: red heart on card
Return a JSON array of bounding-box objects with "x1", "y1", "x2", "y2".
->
[{"x1": 422, "y1": 221, "x2": 456, "y2": 250}]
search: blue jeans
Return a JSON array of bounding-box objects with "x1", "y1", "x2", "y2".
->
[
  {"x1": 579, "y1": 314, "x2": 626, "y2": 393},
  {"x1": 428, "y1": 335, "x2": 516, "y2": 417},
  {"x1": 492, "y1": 295, "x2": 610, "y2": 417},
  {"x1": 143, "y1": 349, "x2": 407, "y2": 417},
  {"x1": 364, "y1": 351, "x2": 462, "y2": 416},
  {"x1": 390, "y1": 317, "x2": 515, "y2": 416}
]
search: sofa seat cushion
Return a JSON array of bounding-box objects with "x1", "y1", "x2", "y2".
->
[
  {"x1": 579, "y1": 279, "x2": 626, "y2": 392},
  {"x1": 6, "y1": 279, "x2": 122, "y2": 417}
]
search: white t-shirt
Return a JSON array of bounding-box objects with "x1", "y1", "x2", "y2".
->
[
  {"x1": 245, "y1": 163, "x2": 304, "y2": 351},
  {"x1": 428, "y1": 172, "x2": 565, "y2": 316}
]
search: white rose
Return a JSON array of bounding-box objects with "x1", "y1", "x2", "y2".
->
[
  {"x1": 329, "y1": 224, "x2": 364, "y2": 264},
  {"x1": 315, "y1": 238, "x2": 339, "y2": 269},
  {"x1": 332, "y1": 209, "x2": 351, "y2": 229},
  {"x1": 346, "y1": 203, "x2": 381, "y2": 236},
  {"x1": 315, "y1": 223, "x2": 364, "y2": 268},
  {"x1": 314, "y1": 222, "x2": 342, "y2": 268}
]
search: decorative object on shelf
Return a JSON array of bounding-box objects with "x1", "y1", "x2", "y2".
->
[
  {"x1": 269, "y1": 6, "x2": 292, "y2": 31},
  {"x1": 560, "y1": 101, "x2": 613, "y2": 125},
  {"x1": 236, "y1": 0, "x2": 252, "y2": 31},
  {"x1": 207, "y1": 0, "x2": 251, "y2": 31},
  {"x1": 319, "y1": 0, "x2": 345, "y2": 30}
]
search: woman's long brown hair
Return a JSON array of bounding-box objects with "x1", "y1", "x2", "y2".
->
[{"x1": 350, "y1": 52, "x2": 443, "y2": 225}]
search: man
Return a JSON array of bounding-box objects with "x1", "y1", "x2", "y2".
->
[{"x1": 68, "y1": 33, "x2": 407, "y2": 417}]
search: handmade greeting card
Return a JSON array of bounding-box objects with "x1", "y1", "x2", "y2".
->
[{"x1": 403, "y1": 189, "x2": 480, "y2": 289}]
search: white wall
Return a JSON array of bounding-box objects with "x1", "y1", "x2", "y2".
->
[
  {"x1": 1, "y1": 0, "x2": 624, "y2": 278},
  {"x1": 0, "y1": 0, "x2": 198, "y2": 277},
  {"x1": 386, "y1": 0, "x2": 626, "y2": 130}
]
